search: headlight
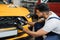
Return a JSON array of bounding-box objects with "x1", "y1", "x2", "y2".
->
[
  {"x1": 17, "y1": 17, "x2": 27, "y2": 26},
  {"x1": 26, "y1": 14, "x2": 31, "y2": 18},
  {"x1": 26, "y1": 14, "x2": 34, "y2": 18}
]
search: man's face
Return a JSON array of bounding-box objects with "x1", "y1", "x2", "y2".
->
[{"x1": 36, "y1": 10, "x2": 43, "y2": 17}]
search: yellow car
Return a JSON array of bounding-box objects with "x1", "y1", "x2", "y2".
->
[{"x1": 0, "y1": 4, "x2": 32, "y2": 40}]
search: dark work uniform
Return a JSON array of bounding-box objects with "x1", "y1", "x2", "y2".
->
[{"x1": 34, "y1": 21, "x2": 45, "y2": 40}]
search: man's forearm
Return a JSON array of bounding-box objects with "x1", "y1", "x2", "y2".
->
[
  {"x1": 27, "y1": 22, "x2": 36, "y2": 26},
  {"x1": 37, "y1": 18, "x2": 45, "y2": 22},
  {"x1": 23, "y1": 28, "x2": 48, "y2": 37},
  {"x1": 24, "y1": 29, "x2": 39, "y2": 37}
]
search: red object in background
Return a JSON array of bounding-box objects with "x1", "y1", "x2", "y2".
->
[
  {"x1": 37, "y1": 0, "x2": 41, "y2": 4},
  {"x1": 37, "y1": 0, "x2": 60, "y2": 17},
  {"x1": 47, "y1": 3, "x2": 60, "y2": 16}
]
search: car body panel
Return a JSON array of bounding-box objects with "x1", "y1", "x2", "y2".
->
[{"x1": 0, "y1": 4, "x2": 32, "y2": 40}]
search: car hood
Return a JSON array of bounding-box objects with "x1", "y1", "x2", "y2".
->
[{"x1": 0, "y1": 4, "x2": 30, "y2": 17}]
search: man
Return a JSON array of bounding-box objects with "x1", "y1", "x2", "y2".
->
[
  {"x1": 23, "y1": 3, "x2": 60, "y2": 40},
  {"x1": 28, "y1": 14, "x2": 45, "y2": 40}
]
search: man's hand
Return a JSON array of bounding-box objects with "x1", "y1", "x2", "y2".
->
[
  {"x1": 23, "y1": 26, "x2": 30, "y2": 33},
  {"x1": 23, "y1": 28, "x2": 48, "y2": 37},
  {"x1": 37, "y1": 18, "x2": 45, "y2": 22},
  {"x1": 27, "y1": 21, "x2": 36, "y2": 26},
  {"x1": 26, "y1": 18, "x2": 44, "y2": 26}
]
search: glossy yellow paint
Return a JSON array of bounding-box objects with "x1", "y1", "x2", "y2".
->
[
  {"x1": 0, "y1": 4, "x2": 32, "y2": 40},
  {"x1": 0, "y1": 4, "x2": 29, "y2": 16},
  {"x1": 7, "y1": 33, "x2": 29, "y2": 40},
  {"x1": 7, "y1": 25, "x2": 30, "y2": 40}
]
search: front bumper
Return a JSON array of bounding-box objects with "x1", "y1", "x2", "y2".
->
[{"x1": 0, "y1": 27, "x2": 17, "y2": 38}]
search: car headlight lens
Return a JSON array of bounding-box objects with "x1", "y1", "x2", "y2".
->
[{"x1": 26, "y1": 13, "x2": 34, "y2": 18}]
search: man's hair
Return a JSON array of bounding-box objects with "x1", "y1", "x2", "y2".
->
[{"x1": 36, "y1": 3, "x2": 50, "y2": 12}]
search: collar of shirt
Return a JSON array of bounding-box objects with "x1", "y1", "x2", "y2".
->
[{"x1": 45, "y1": 11, "x2": 59, "y2": 22}]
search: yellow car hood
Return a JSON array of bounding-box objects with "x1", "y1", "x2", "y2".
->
[
  {"x1": 0, "y1": 4, "x2": 30, "y2": 16},
  {"x1": 0, "y1": 4, "x2": 32, "y2": 40}
]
